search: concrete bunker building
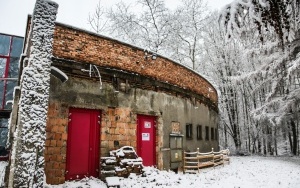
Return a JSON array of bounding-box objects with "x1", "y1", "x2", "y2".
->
[{"x1": 7, "y1": 0, "x2": 218, "y2": 185}]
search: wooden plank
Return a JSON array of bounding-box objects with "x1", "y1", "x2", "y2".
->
[
  {"x1": 198, "y1": 162, "x2": 214, "y2": 168},
  {"x1": 197, "y1": 155, "x2": 214, "y2": 159},
  {"x1": 184, "y1": 157, "x2": 198, "y2": 160},
  {"x1": 185, "y1": 161, "x2": 198, "y2": 164},
  {"x1": 214, "y1": 161, "x2": 224, "y2": 166},
  {"x1": 184, "y1": 166, "x2": 199, "y2": 168}
]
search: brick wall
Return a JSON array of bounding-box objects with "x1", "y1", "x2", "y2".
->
[
  {"x1": 45, "y1": 102, "x2": 161, "y2": 184},
  {"x1": 45, "y1": 102, "x2": 69, "y2": 184},
  {"x1": 100, "y1": 107, "x2": 137, "y2": 155},
  {"x1": 52, "y1": 23, "x2": 217, "y2": 105}
]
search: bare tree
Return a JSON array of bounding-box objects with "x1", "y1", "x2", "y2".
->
[
  {"x1": 88, "y1": 0, "x2": 109, "y2": 34},
  {"x1": 107, "y1": 0, "x2": 172, "y2": 53},
  {"x1": 167, "y1": 0, "x2": 209, "y2": 70}
]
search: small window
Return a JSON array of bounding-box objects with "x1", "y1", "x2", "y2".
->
[
  {"x1": 205, "y1": 126, "x2": 209, "y2": 140},
  {"x1": 186, "y1": 124, "x2": 193, "y2": 139},
  {"x1": 211, "y1": 128, "x2": 214, "y2": 140},
  {"x1": 197, "y1": 125, "x2": 202, "y2": 140}
]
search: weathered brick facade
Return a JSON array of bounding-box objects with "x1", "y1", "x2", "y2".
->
[
  {"x1": 20, "y1": 16, "x2": 218, "y2": 185},
  {"x1": 45, "y1": 102, "x2": 69, "y2": 184},
  {"x1": 45, "y1": 100, "x2": 162, "y2": 184}
]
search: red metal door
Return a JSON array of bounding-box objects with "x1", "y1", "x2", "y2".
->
[
  {"x1": 137, "y1": 115, "x2": 156, "y2": 166},
  {"x1": 66, "y1": 108, "x2": 100, "y2": 180}
]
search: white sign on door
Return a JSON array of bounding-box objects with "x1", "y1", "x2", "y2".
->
[
  {"x1": 144, "y1": 121, "x2": 151, "y2": 128},
  {"x1": 142, "y1": 133, "x2": 150, "y2": 141}
]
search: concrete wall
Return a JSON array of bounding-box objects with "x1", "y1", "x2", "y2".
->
[{"x1": 45, "y1": 76, "x2": 218, "y2": 184}]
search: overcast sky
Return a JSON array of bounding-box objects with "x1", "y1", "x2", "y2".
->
[{"x1": 0, "y1": 0, "x2": 233, "y2": 37}]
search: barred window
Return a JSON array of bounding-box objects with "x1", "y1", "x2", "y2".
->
[
  {"x1": 211, "y1": 127, "x2": 214, "y2": 140},
  {"x1": 186, "y1": 124, "x2": 193, "y2": 139},
  {"x1": 205, "y1": 126, "x2": 209, "y2": 140},
  {"x1": 197, "y1": 125, "x2": 202, "y2": 140}
]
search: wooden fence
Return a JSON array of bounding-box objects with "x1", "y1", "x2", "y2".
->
[{"x1": 183, "y1": 148, "x2": 230, "y2": 173}]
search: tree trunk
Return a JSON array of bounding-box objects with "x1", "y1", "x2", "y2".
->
[
  {"x1": 291, "y1": 120, "x2": 297, "y2": 155},
  {"x1": 288, "y1": 131, "x2": 293, "y2": 154},
  {"x1": 263, "y1": 138, "x2": 267, "y2": 155},
  {"x1": 297, "y1": 120, "x2": 299, "y2": 156},
  {"x1": 274, "y1": 127, "x2": 278, "y2": 156},
  {"x1": 263, "y1": 126, "x2": 267, "y2": 155},
  {"x1": 258, "y1": 136, "x2": 262, "y2": 154},
  {"x1": 252, "y1": 139, "x2": 256, "y2": 153},
  {"x1": 267, "y1": 125, "x2": 272, "y2": 155},
  {"x1": 224, "y1": 124, "x2": 228, "y2": 148}
]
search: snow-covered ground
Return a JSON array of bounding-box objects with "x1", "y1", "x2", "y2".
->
[
  {"x1": 1, "y1": 156, "x2": 299, "y2": 187},
  {"x1": 44, "y1": 156, "x2": 300, "y2": 188}
]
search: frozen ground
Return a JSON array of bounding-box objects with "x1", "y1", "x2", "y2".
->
[
  {"x1": 0, "y1": 156, "x2": 299, "y2": 187},
  {"x1": 44, "y1": 156, "x2": 300, "y2": 188}
]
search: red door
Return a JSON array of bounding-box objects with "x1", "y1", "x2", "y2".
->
[
  {"x1": 137, "y1": 115, "x2": 156, "y2": 166},
  {"x1": 66, "y1": 108, "x2": 100, "y2": 180}
]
